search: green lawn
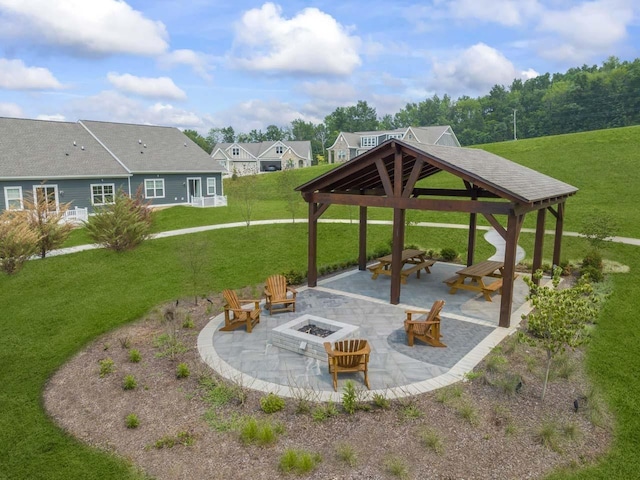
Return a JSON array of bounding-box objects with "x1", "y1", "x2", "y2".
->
[{"x1": 2, "y1": 125, "x2": 640, "y2": 479}]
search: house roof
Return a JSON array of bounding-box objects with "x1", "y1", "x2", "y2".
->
[
  {"x1": 298, "y1": 139, "x2": 577, "y2": 205},
  {"x1": 213, "y1": 140, "x2": 311, "y2": 160},
  {"x1": 407, "y1": 126, "x2": 459, "y2": 146},
  {"x1": 0, "y1": 117, "x2": 129, "y2": 179},
  {"x1": 328, "y1": 125, "x2": 460, "y2": 150},
  {"x1": 81, "y1": 120, "x2": 225, "y2": 174}
]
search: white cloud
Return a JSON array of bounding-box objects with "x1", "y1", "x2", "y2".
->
[
  {"x1": 0, "y1": 0, "x2": 168, "y2": 56},
  {"x1": 537, "y1": 0, "x2": 634, "y2": 62},
  {"x1": 0, "y1": 58, "x2": 63, "y2": 90},
  {"x1": 0, "y1": 101, "x2": 23, "y2": 117},
  {"x1": 447, "y1": 0, "x2": 541, "y2": 27},
  {"x1": 68, "y1": 91, "x2": 203, "y2": 128},
  {"x1": 232, "y1": 2, "x2": 361, "y2": 75},
  {"x1": 36, "y1": 113, "x2": 65, "y2": 121},
  {"x1": 213, "y1": 98, "x2": 315, "y2": 132},
  {"x1": 107, "y1": 73, "x2": 186, "y2": 100},
  {"x1": 298, "y1": 81, "x2": 357, "y2": 102},
  {"x1": 158, "y1": 49, "x2": 214, "y2": 80},
  {"x1": 428, "y1": 43, "x2": 536, "y2": 95}
]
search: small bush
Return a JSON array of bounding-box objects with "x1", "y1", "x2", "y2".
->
[
  {"x1": 176, "y1": 362, "x2": 190, "y2": 379},
  {"x1": 125, "y1": 413, "x2": 139, "y2": 429},
  {"x1": 342, "y1": 380, "x2": 358, "y2": 414},
  {"x1": 99, "y1": 358, "x2": 115, "y2": 377},
  {"x1": 282, "y1": 269, "x2": 305, "y2": 286},
  {"x1": 372, "y1": 392, "x2": 391, "y2": 409},
  {"x1": 456, "y1": 402, "x2": 479, "y2": 426},
  {"x1": 335, "y1": 443, "x2": 357, "y2": 467},
  {"x1": 0, "y1": 209, "x2": 40, "y2": 274},
  {"x1": 385, "y1": 456, "x2": 409, "y2": 479},
  {"x1": 535, "y1": 419, "x2": 562, "y2": 452},
  {"x1": 493, "y1": 374, "x2": 522, "y2": 396},
  {"x1": 434, "y1": 384, "x2": 463, "y2": 404},
  {"x1": 182, "y1": 315, "x2": 195, "y2": 329},
  {"x1": 260, "y1": 393, "x2": 285, "y2": 414},
  {"x1": 240, "y1": 417, "x2": 283, "y2": 446},
  {"x1": 420, "y1": 428, "x2": 444, "y2": 455},
  {"x1": 279, "y1": 449, "x2": 322, "y2": 475},
  {"x1": 312, "y1": 401, "x2": 339, "y2": 422},
  {"x1": 580, "y1": 250, "x2": 604, "y2": 282},
  {"x1": 154, "y1": 430, "x2": 195, "y2": 449},
  {"x1": 122, "y1": 374, "x2": 137, "y2": 390},
  {"x1": 485, "y1": 354, "x2": 508, "y2": 373},
  {"x1": 440, "y1": 247, "x2": 458, "y2": 261},
  {"x1": 153, "y1": 332, "x2": 188, "y2": 359},
  {"x1": 128, "y1": 349, "x2": 142, "y2": 363}
]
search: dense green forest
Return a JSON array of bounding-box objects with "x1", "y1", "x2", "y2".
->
[{"x1": 185, "y1": 56, "x2": 640, "y2": 159}]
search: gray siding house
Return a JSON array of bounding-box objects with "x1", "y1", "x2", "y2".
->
[
  {"x1": 327, "y1": 126, "x2": 461, "y2": 163},
  {"x1": 211, "y1": 140, "x2": 311, "y2": 176},
  {"x1": 0, "y1": 117, "x2": 227, "y2": 214}
]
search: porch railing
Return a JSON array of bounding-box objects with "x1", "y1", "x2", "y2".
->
[
  {"x1": 62, "y1": 206, "x2": 89, "y2": 223},
  {"x1": 190, "y1": 196, "x2": 227, "y2": 207}
]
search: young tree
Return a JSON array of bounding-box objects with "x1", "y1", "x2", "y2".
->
[
  {"x1": 85, "y1": 188, "x2": 153, "y2": 251},
  {"x1": 180, "y1": 237, "x2": 211, "y2": 305},
  {"x1": 0, "y1": 210, "x2": 39, "y2": 274},
  {"x1": 22, "y1": 192, "x2": 73, "y2": 258},
  {"x1": 277, "y1": 168, "x2": 302, "y2": 223},
  {"x1": 522, "y1": 267, "x2": 599, "y2": 400}
]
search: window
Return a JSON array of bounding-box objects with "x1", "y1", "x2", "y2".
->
[
  {"x1": 275, "y1": 145, "x2": 284, "y2": 154},
  {"x1": 206, "y1": 177, "x2": 216, "y2": 195},
  {"x1": 361, "y1": 136, "x2": 377, "y2": 147},
  {"x1": 91, "y1": 184, "x2": 115, "y2": 205},
  {"x1": 387, "y1": 133, "x2": 402, "y2": 140},
  {"x1": 231, "y1": 147, "x2": 240, "y2": 156},
  {"x1": 144, "y1": 179, "x2": 165, "y2": 198},
  {"x1": 34, "y1": 185, "x2": 57, "y2": 212},
  {"x1": 4, "y1": 186, "x2": 23, "y2": 210},
  {"x1": 337, "y1": 149, "x2": 347, "y2": 160}
]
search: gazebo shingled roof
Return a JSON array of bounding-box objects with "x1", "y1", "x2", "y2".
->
[{"x1": 296, "y1": 139, "x2": 578, "y2": 328}]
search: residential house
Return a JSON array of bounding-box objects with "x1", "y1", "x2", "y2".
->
[
  {"x1": 0, "y1": 117, "x2": 227, "y2": 215},
  {"x1": 326, "y1": 126, "x2": 460, "y2": 163},
  {"x1": 211, "y1": 140, "x2": 311, "y2": 176}
]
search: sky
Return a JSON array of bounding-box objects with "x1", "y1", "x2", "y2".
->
[{"x1": 0, "y1": 0, "x2": 638, "y2": 134}]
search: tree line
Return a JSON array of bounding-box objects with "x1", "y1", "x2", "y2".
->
[{"x1": 185, "y1": 56, "x2": 640, "y2": 161}]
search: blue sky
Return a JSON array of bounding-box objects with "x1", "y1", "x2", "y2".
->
[{"x1": 0, "y1": 0, "x2": 638, "y2": 134}]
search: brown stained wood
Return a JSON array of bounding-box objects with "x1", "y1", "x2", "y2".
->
[
  {"x1": 358, "y1": 205, "x2": 367, "y2": 270},
  {"x1": 307, "y1": 202, "x2": 318, "y2": 287},
  {"x1": 553, "y1": 202, "x2": 565, "y2": 267},
  {"x1": 264, "y1": 275, "x2": 297, "y2": 315},
  {"x1": 499, "y1": 214, "x2": 524, "y2": 328},
  {"x1": 324, "y1": 339, "x2": 371, "y2": 391},
  {"x1": 532, "y1": 208, "x2": 546, "y2": 285},
  {"x1": 404, "y1": 300, "x2": 446, "y2": 347},
  {"x1": 402, "y1": 158, "x2": 424, "y2": 198},
  {"x1": 221, "y1": 289, "x2": 260, "y2": 333},
  {"x1": 482, "y1": 213, "x2": 507, "y2": 240},
  {"x1": 375, "y1": 157, "x2": 394, "y2": 197},
  {"x1": 390, "y1": 208, "x2": 405, "y2": 304}
]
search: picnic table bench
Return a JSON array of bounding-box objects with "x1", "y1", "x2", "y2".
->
[
  {"x1": 368, "y1": 249, "x2": 436, "y2": 284},
  {"x1": 444, "y1": 260, "x2": 508, "y2": 302}
]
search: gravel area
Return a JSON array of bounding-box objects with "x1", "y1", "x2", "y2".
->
[{"x1": 44, "y1": 286, "x2": 612, "y2": 480}]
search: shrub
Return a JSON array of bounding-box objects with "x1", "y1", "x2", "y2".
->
[
  {"x1": 535, "y1": 419, "x2": 561, "y2": 452},
  {"x1": 342, "y1": 380, "x2": 358, "y2": 414},
  {"x1": 122, "y1": 374, "x2": 137, "y2": 390},
  {"x1": 456, "y1": 401, "x2": 479, "y2": 426},
  {"x1": 21, "y1": 193, "x2": 73, "y2": 259},
  {"x1": 385, "y1": 456, "x2": 409, "y2": 479},
  {"x1": 182, "y1": 315, "x2": 195, "y2": 329},
  {"x1": 99, "y1": 358, "x2": 115, "y2": 377},
  {"x1": 335, "y1": 443, "x2": 357, "y2": 467},
  {"x1": 312, "y1": 401, "x2": 339, "y2": 422},
  {"x1": 419, "y1": 428, "x2": 444, "y2": 455},
  {"x1": 0, "y1": 210, "x2": 39, "y2": 275},
  {"x1": 485, "y1": 354, "x2": 508, "y2": 373},
  {"x1": 372, "y1": 392, "x2": 391, "y2": 409},
  {"x1": 580, "y1": 250, "x2": 603, "y2": 282},
  {"x1": 279, "y1": 449, "x2": 322, "y2": 474},
  {"x1": 128, "y1": 349, "x2": 141, "y2": 363},
  {"x1": 239, "y1": 417, "x2": 283, "y2": 445},
  {"x1": 282, "y1": 269, "x2": 306, "y2": 285},
  {"x1": 260, "y1": 393, "x2": 285, "y2": 414},
  {"x1": 125, "y1": 413, "x2": 139, "y2": 429},
  {"x1": 85, "y1": 187, "x2": 153, "y2": 252},
  {"x1": 176, "y1": 363, "x2": 190, "y2": 379},
  {"x1": 440, "y1": 247, "x2": 458, "y2": 261}
]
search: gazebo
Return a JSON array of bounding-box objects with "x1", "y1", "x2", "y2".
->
[{"x1": 296, "y1": 139, "x2": 578, "y2": 328}]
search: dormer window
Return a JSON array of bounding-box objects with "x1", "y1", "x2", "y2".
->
[
  {"x1": 275, "y1": 145, "x2": 284, "y2": 154},
  {"x1": 232, "y1": 147, "x2": 240, "y2": 156},
  {"x1": 361, "y1": 136, "x2": 377, "y2": 148}
]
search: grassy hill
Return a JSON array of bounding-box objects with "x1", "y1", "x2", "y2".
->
[{"x1": 2, "y1": 125, "x2": 640, "y2": 479}]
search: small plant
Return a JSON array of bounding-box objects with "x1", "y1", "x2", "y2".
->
[
  {"x1": 563, "y1": 422, "x2": 581, "y2": 441},
  {"x1": 464, "y1": 370, "x2": 485, "y2": 381},
  {"x1": 153, "y1": 332, "x2": 189, "y2": 359},
  {"x1": 279, "y1": 449, "x2": 322, "y2": 475},
  {"x1": 400, "y1": 404, "x2": 423, "y2": 420},
  {"x1": 122, "y1": 374, "x2": 137, "y2": 390},
  {"x1": 128, "y1": 349, "x2": 141, "y2": 363},
  {"x1": 434, "y1": 384, "x2": 463, "y2": 404},
  {"x1": 440, "y1": 247, "x2": 458, "y2": 261},
  {"x1": 118, "y1": 336, "x2": 131, "y2": 349},
  {"x1": 201, "y1": 381, "x2": 236, "y2": 407},
  {"x1": 550, "y1": 354, "x2": 576, "y2": 380},
  {"x1": 419, "y1": 428, "x2": 444, "y2": 455},
  {"x1": 493, "y1": 374, "x2": 522, "y2": 396},
  {"x1": 99, "y1": 358, "x2": 115, "y2": 377},
  {"x1": 342, "y1": 380, "x2": 358, "y2": 414},
  {"x1": 485, "y1": 354, "x2": 508, "y2": 373},
  {"x1": 372, "y1": 392, "x2": 391, "y2": 409},
  {"x1": 535, "y1": 419, "x2": 561, "y2": 452},
  {"x1": 153, "y1": 430, "x2": 195, "y2": 449},
  {"x1": 203, "y1": 410, "x2": 243, "y2": 432},
  {"x1": 260, "y1": 393, "x2": 285, "y2": 414},
  {"x1": 125, "y1": 413, "x2": 139, "y2": 429},
  {"x1": 176, "y1": 362, "x2": 190, "y2": 379},
  {"x1": 385, "y1": 455, "x2": 409, "y2": 479},
  {"x1": 182, "y1": 314, "x2": 195, "y2": 329},
  {"x1": 240, "y1": 417, "x2": 283, "y2": 445},
  {"x1": 335, "y1": 442, "x2": 357, "y2": 467},
  {"x1": 456, "y1": 401, "x2": 479, "y2": 426},
  {"x1": 312, "y1": 401, "x2": 339, "y2": 422},
  {"x1": 177, "y1": 430, "x2": 196, "y2": 446}
]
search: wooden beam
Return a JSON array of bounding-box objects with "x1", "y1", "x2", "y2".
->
[
  {"x1": 375, "y1": 158, "x2": 394, "y2": 197},
  {"x1": 499, "y1": 214, "x2": 524, "y2": 328},
  {"x1": 402, "y1": 158, "x2": 424, "y2": 198},
  {"x1": 310, "y1": 202, "x2": 330, "y2": 222},
  {"x1": 553, "y1": 202, "x2": 565, "y2": 267},
  {"x1": 308, "y1": 192, "x2": 513, "y2": 215},
  {"x1": 390, "y1": 207, "x2": 405, "y2": 304},
  {"x1": 482, "y1": 213, "x2": 507, "y2": 239},
  {"x1": 412, "y1": 188, "x2": 500, "y2": 198},
  {"x1": 467, "y1": 190, "x2": 478, "y2": 266},
  {"x1": 307, "y1": 202, "x2": 318, "y2": 287},
  {"x1": 394, "y1": 145, "x2": 403, "y2": 196},
  {"x1": 532, "y1": 208, "x2": 546, "y2": 285},
  {"x1": 358, "y1": 206, "x2": 367, "y2": 270}
]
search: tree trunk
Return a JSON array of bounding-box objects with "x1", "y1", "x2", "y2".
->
[{"x1": 542, "y1": 350, "x2": 552, "y2": 401}]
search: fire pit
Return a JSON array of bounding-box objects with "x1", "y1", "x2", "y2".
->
[{"x1": 271, "y1": 314, "x2": 360, "y2": 360}]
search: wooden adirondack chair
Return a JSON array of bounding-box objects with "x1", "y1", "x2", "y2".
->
[
  {"x1": 323, "y1": 339, "x2": 371, "y2": 391},
  {"x1": 404, "y1": 300, "x2": 446, "y2": 347},
  {"x1": 264, "y1": 274, "x2": 297, "y2": 315},
  {"x1": 221, "y1": 289, "x2": 260, "y2": 333}
]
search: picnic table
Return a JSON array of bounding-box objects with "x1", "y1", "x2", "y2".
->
[
  {"x1": 367, "y1": 249, "x2": 436, "y2": 284},
  {"x1": 444, "y1": 260, "x2": 505, "y2": 302}
]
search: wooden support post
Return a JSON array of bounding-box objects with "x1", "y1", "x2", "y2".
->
[
  {"x1": 553, "y1": 202, "x2": 565, "y2": 267},
  {"x1": 390, "y1": 208, "x2": 405, "y2": 305},
  {"x1": 532, "y1": 208, "x2": 546, "y2": 285},
  {"x1": 499, "y1": 214, "x2": 524, "y2": 328},
  {"x1": 307, "y1": 202, "x2": 318, "y2": 287},
  {"x1": 358, "y1": 205, "x2": 367, "y2": 270},
  {"x1": 466, "y1": 186, "x2": 478, "y2": 266}
]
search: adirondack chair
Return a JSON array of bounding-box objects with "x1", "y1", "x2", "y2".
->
[
  {"x1": 263, "y1": 274, "x2": 297, "y2": 315},
  {"x1": 404, "y1": 300, "x2": 446, "y2": 347},
  {"x1": 323, "y1": 339, "x2": 371, "y2": 391},
  {"x1": 221, "y1": 289, "x2": 260, "y2": 333}
]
